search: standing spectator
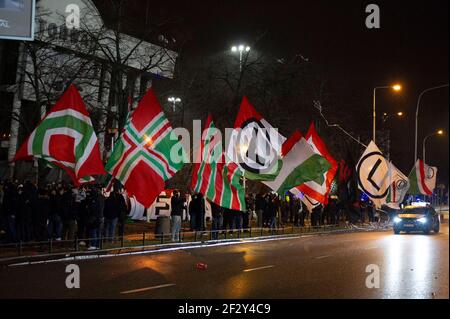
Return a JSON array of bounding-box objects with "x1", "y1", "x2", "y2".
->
[
  {"x1": 190, "y1": 193, "x2": 205, "y2": 231},
  {"x1": 170, "y1": 190, "x2": 185, "y2": 242},
  {"x1": 367, "y1": 200, "x2": 374, "y2": 223},
  {"x1": 1, "y1": 182, "x2": 18, "y2": 242},
  {"x1": 188, "y1": 194, "x2": 196, "y2": 231},
  {"x1": 117, "y1": 189, "x2": 129, "y2": 239},
  {"x1": 222, "y1": 207, "x2": 233, "y2": 231},
  {"x1": 232, "y1": 209, "x2": 243, "y2": 231},
  {"x1": 61, "y1": 187, "x2": 77, "y2": 240},
  {"x1": 267, "y1": 194, "x2": 278, "y2": 229},
  {"x1": 48, "y1": 188, "x2": 63, "y2": 240},
  {"x1": 291, "y1": 197, "x2": 301, "y2": 226},
  {"x1": 255, "y1": 193, "x2": 265, "y2": 228},
  {"x1": 210, "y1": 201, "x2": 223, "y2": 240},
  {"x1": 104, "y1": 188, "x2": 127, "y2": 241},
  {"x1": 35, "y1": 189, "x2": 50, "y2": 242},
  {"x1": 75, "y1": 187, "x2": 88, "y2": 244},
  {"x1": 86, "y1": 187, "x2": 103, "y2": 250}
]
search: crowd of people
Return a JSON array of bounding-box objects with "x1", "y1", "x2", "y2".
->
[
  {"x1": 169, "y1": 191, "x2": 354, "y2": 241},
  {"x1": 0, "y1": 180, "x2": 129, "y2": 249},
  {"x1": 1, "y1": 179, "x2": 379, "y2": 247}
]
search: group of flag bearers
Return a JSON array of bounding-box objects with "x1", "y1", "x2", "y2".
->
[{"x1": 14, "y1": 85, "x2": 438, "y2": 216}]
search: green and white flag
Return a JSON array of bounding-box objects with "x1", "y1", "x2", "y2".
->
[{"x1": 264, "y1": 131, "x2": 331, "y2": 195}]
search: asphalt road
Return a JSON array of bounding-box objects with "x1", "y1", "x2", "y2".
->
[{"x1": 0, "y1": 225, "x2": 448, "y2": 299}]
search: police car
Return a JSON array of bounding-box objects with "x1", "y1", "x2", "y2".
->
[{"x1": 393, "y1": 202, "x2": 440, "y2": 235}]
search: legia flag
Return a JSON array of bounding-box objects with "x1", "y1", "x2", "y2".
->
[
  {"x1": 226, "y1": 96, "x2": 286, "y2": 181},
  {"x1": 264, "y1": 130, "x2": 331, "y2": 196},
  {"x1": 14, "y1": 85, "x2": 105, "y2": 186},
  {"x1": 105, "y1": 88, "x2": 186, "y2": 207},
  {"x1": 408, "y1": 159, "x2": 437, "y2": 195},
  {"x1": 386, "y1": 162, "x2": 410, "y2": 208},
  {"x1": 356, "y1": 141, "x2": 389, "y2": 209},
  {"x1": 191, "y1": 115, "x2": 246, "y2": 211},
  {"x1": 297, "y1": 123, "x2": 338, "y2": 205}
]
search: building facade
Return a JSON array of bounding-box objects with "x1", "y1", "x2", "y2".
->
[{"x1": 0, "y1": 0, "x2": 177, "y2": 181}]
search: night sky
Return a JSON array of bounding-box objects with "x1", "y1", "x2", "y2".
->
[{"x1": 98, "y1": 0, "x2": 449, "y2": 184}]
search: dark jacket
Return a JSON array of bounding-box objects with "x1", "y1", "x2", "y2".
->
[
  {"x1": 104, "y1": 192, "x2": 127, "y2": 220},
  {"x1": 171, "y1": 195, "x2": 185, "y2": 216},
  {"x1": 210, "y1": 202, "x2": 223, "y2": 218}
]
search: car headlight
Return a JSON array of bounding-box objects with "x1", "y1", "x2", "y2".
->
[
  {"x1": 418, "y1": 217, "x2": 427, "y2": 224},
  {"x1": 393, "y1": 217, "x2": 402, "y2": 223}
]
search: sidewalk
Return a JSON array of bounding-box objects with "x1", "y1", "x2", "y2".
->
[{"x1": 0, "y1": 222, "x2": 392, "y2": 265}]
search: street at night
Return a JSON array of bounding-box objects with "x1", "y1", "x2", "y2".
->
[
  {"x1": 0, "y1": 0, "x2": 449, "y2": 307},
  {"x1": 1, "y1": 225, "x2": 448, "y2": 299}
]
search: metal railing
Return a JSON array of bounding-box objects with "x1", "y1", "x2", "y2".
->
[{"x1": 0, "y1": 223, "x2": 391, "y2": 261}]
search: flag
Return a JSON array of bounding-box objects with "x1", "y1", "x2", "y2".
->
[
  {"x1": 356, "y1": 141, "x2": 389, "y2": 208},
  {"x1": 297, "y1": 123, "x2": 338, "y2": 205},
  {"x1": 191, "y1": 115, "x2": 246, "y2": 211},
  {"x1": 264, "y1": 130, "x2": 331, "y2": 196},
  {"x1": 386, "y1": 162, "x2": 410, "y2": 206},
  {"x1": 226, "y1": 96, "x2": 286, "y2": 181},
  {"x1": 14, "y1": 85, "x2": 105, "y2": 186},
  {"x1": 105, "y1": 88, "x2": 186, "y2": 208},
  {"x1": 408, "y1": 159, "x2": 437, "y2": 195}
]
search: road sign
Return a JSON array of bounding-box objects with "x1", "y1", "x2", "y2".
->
[{"x1": 0, "y1": 0, "x2": 35, "y2": 41}]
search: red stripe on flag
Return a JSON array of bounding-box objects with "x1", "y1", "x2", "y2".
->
[{"x1": 419, "y1": 160, "x2": 432, "y2": 195}]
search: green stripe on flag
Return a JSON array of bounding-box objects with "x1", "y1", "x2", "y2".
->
[{"x1": 276, "y1": 154, "x2": 330, "y2": 196}]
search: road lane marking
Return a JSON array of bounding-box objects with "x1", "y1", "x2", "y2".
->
[
  {"x1": 243, "y1": 265, "x2": 274, "y2": 273},
  {"x1": 315, "y1": 255, "x2": 332, "y2": 259},
  {"x1": 120, "y1": 283, "x2": 175, "y2": 294}
]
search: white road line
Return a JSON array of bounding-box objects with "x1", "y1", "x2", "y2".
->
[
  {"x1": 120, "y1": 283, "x2": 175, "y2": 295},
  {"x1": 243, "y1": 265, "x2": 275, "y2": 273},
  {"x1": 315, "y1": 255, "x2": 332, "y2": 259}
]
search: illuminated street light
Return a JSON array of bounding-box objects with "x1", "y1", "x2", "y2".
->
[
  {"x1": 168, "y1": 97, "x2": 181, "y2": 112},
  {"x1": 423, "y1": 129, "x2": 445, "y2": 163},
  {"x1": 231, "y1": 44, "x2": 251, "y2": 72},
  {"x1": 372, "y1": 84, "x2": 403, "y2": 143},
  {"x1": 415, "y1": 84, "x2": 449, "y2": 165}
]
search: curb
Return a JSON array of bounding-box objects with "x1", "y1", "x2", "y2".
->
[{"x1": 3, "y1": 226, "x2": 392, "y2": 267}]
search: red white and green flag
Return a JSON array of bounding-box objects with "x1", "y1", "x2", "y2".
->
[
  {"x1": 191, "y1": 115, "x2": 246, "y2": 211},
  {"x1": 14, "y1": 85, "x2": 105, "y2": 186},
  {"x1": 296, "y1": 123, "x2": 338, "y2": 205},
  {"x1": 105, "y1": 88, "x2": 186, "y2": 208},
  {"x1": 264, "y1": 129, "x2": 331, "y2": 196},
  {"x1": 408, "y1": 159, "x2": 437, "y2": 196}
]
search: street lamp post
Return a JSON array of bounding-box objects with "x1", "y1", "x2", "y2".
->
[
  {"x1": 373, "y1": 84, "x2": 402, "y2": 144},
  {"x1": 381, "y1": 111, "x2": 404, "y2": 162},
  {"x1": 423, "y1": 129, "x2": 444, "y2": 163},
  {"x1": 414, "y1": 84, "x2": 449, "y2": 165},
  {"x1": 231, "y1": 45, "x2": 250, "y2": 72},
  {"x1": 168, "y1": 97, "x2": 181, "y2": 112}
]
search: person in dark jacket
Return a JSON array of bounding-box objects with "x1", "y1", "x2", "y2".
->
[
  {"x1": 35, "y1": 189, "x2": 51, "y2": 242},
  {"x1": 170, "y1": 190, "x2": 185, "y2": 241},
  {"x1": 210, "y1": 201, "x2": 223, "y2": 240},
  {"x1": 255, "y1": 193, "x2": 265, "y2": 228},
  {"x1": 48, "y1": 188, "x2": 63, "y2": 240},
  {"x1": 104, "y1": 188, "x2": 127, "y2": 241},
  {"x1": 190, "y1": 193, "x2": 205, "y2": 231},
  {"x1": 61, "y1": 187, "x2": 77, "y2": 240},
  {"x1": 86, "y1": 187, "x2": 103, "y2": 249},
  {"x1": 1, "y1": 182, "x2": 18, "y2": 243}
]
